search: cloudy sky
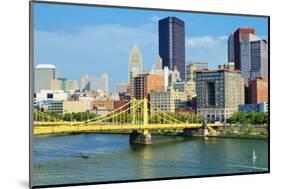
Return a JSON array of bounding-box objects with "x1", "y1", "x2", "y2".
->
[{"x1": 33, "y1": 2, "x2": 268, "y2": 91}]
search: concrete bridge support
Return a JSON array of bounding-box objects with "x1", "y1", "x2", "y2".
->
[
  {"x1": 182, "y1": 120, "x2": 209, "y2": 137},
  {"x1": 129, "y1": 129, "x2": 152, "y2": 145}
]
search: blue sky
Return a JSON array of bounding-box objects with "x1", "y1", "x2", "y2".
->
[{"x1": 34, "y1": 2, "x2": 268, "y2": 91}]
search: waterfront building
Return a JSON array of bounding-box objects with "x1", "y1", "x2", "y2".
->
[
  {"x1": 250, "y1": 40, "x2": 268, "y2": 80},
  {"x1": 185, "y1": 62, "x2": 208, "y2": 82},
  {"x1": 128, "y1": 45, "x2": 143, "y2": 98},
  {"x1": 159, "y1": 17, "x2": 185, "y2": 80},
  {"x1": 81, "y1": 74, "x2": 90, "y2": 91},
  {"x1": 63, "y1": 101, "x2": 87, "y2": 114},
  {"x1": 133, "y1": 73, "x2": 164, "y2": 99},
  {"x1": 36, "y1": 100, "x2": 63, "y2": 114},
  {"x1": 150, "y1": 90, "x2": 175, "y2": 113},
  {"x1": 238, "y1": 102, "x2": 268, "y2": 113},
  {"x1": 150, "y1": 88, "x2": 190, "y2": 113},
  {"x1": 90, "y1": 73, "x2": 109, "y2": 93},
  {"x1": 228, "y1": 28, "x2": 256, "y2": 81},
  {"x1": 248, "y1": 77, "x2": 268, "y2": 104},
  {"x1": 34, "y1": 64, "x2": 56, "y2": 93},
  {"x1": 65, "y1": 80, "x2": 79, "y2": 92},
  {"x1": 196, "y1": 69, "x2": 245, "y2": 122}
]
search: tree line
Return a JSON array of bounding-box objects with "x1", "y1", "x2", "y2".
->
[{"x1": 229, "y1": 112, "x2": 268, "y2": 125}]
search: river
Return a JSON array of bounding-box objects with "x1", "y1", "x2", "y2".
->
[{"x1": 32, "y1": 133, "x2": 268, "y2": 186}]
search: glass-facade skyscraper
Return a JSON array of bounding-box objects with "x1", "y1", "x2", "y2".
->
[{"x1": 159, "y1": 17, "x2": 185, "y2": 81}]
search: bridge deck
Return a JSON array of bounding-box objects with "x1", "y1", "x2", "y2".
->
[{"x1": 33, "y1": 123, "x2": 222, "y2": 135}]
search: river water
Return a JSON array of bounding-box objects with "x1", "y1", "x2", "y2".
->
[{"x1": 32, "y1": 134, "x2": 268, "y2": 186}]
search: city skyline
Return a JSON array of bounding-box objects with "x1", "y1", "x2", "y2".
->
[{"x1": 34, "y1": 3, "x2": 268, "y2": 91}]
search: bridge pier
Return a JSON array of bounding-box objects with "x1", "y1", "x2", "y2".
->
[
  {"x1": 182, "y1": 120, "x2": 209, "y2": 137},
  {"x1": 129, "y1": 129, "x2": 152, "y2": 145}
]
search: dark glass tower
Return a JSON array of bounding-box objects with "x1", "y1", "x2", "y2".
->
[{"x1": 159, "y1": 17, "x2": 185, "y2": 81}]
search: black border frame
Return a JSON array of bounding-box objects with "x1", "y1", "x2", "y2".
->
[{"x1": 29, "y1": 0, "x2": 270, "y2": 188}]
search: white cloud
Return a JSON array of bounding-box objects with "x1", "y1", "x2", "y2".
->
[{"x1": 187, "y1": 35, "x2": 228, "y2": 48}]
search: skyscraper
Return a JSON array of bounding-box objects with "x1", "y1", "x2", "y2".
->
[
  {"x1": 34, "y1": 64, "x2": 56, "y2": 93},
  {"x1": 228, "y1": 28, "x2": 256, "y2": 81},
  {"x1": 90, "y1": 73, "x2": 109, "y2": 93},
  {"x1": 228, "y1": 34, "x2": 235, "y2": 62},
  {"x1": 128, "y1": 45, "x2": 142, "y2": 98},
  {"x1": 250, "y1": 40, "x2": 268, "y2": 80},
  {"x1": 159, "y1": 17, "x2": 185, "y2": 80},
  {"x1": 81, "y1": 74, "x2": 90, "y2": 91}
]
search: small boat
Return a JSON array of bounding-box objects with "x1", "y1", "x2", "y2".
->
[
  {"x1": 252, "y1": 149, "x2": 257, "y2": 160},
  {"x1": 80, "y1": 153, "x2": 90, "y2": 159}
]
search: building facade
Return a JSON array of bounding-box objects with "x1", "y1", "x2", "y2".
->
[
  {"x1": 248, "y1": 77, "x2": 268, "y2": 104},
  {"x1": 229, "y1": 28, "x2": 256, "y2": 81},
  {"x1": 63, "y1": 101, "x2": 87, "y2": 114},
  {"x1": 250, "y1": 40, "x2": 268, "y2": 80},
  {"x1": 170, "y1": 81, "x2": 196, "y2": 97},
  {"x1": 150, "y1": 88, "x2": 190, "y2": 113},
  {"x1": 133, "y1": 73, "x2": 164, "y2": 99},
  {"x1": 185, "y1": 62, "x2": 208, "y2": 82},
  {"x1": 159, "y1": 17, "x2": 185, "y2": 80},
  {"x1": 34, "y1": 64, "x2": 56, "y2": 93},
  {"x1": 238, "y1": 102, "x2": 268, "y2": 113},
  {"x1": 128, "y1": 45, "x2": 143, "y2": 98},
  {"x1": 196, "y1": 69, "x2": 245, "y2": 122}
]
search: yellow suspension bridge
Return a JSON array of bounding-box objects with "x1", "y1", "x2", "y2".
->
[{"x1": 33, "y1": 98, "x2": 223, "y2": 143}]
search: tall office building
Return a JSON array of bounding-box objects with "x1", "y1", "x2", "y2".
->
[
  {"x1": 228, "y1": 34, "x2": 235, "y2": 62},
  {"x1": 159, "y1": 17, "x2": 185, "y2": 80},
  {"x1": 81, "y1": 74, "x2": 90, "y2": 91},
  {"x1": 228, "y1": 28, "x2": 256, "y2": 81},
  {"x1": 185, "y1": 62, "x2": 208, "y2": 82},
  {"x1": 250, "y1": 40, "x2": 268, "y2": 80},
  {"x1": 196, "y1": 69, "x2": 244, "y2": 122},
  {"x1": 50, "y1": 78, "x2": 66, "y2": 91},
  {"x1": 34, "y1": 64, "x2": 56, "y2": 93},
  {"x1": 128, "y1": 45, "x2": 143, "y2": 98},
  {"x1": 90, "y1": 73, "x2": 109, "y2": 93}
]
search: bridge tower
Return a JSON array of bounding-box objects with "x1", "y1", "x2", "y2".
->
[{"x1": 129, "y1": 98, "x2": 152, "y2": 145}]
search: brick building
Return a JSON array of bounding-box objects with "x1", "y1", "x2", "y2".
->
[
  {"x1": 133, "y1": 73, "x2": 164, "y2": 99},
  {"x1": 248, "y1": 77, "x2": 268, "y2": 104}
]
